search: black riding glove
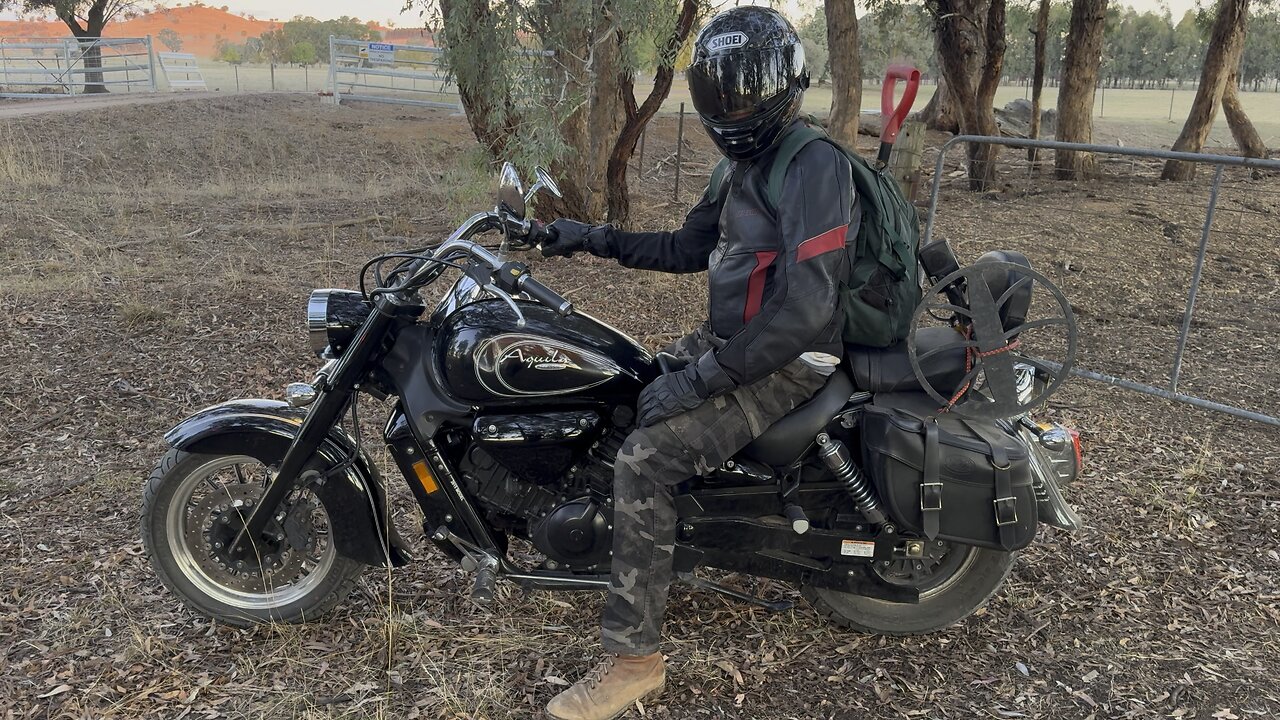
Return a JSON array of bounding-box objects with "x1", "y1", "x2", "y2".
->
[
  {"x1": 636, "y1": 351, "x2": 735, "y2": 427},
  {"x1": 542, "y1": 219, "x2": 591, "y2": 257},
  {"x1": 541, "y1": 219, "x2": 615, "y2": 259}
]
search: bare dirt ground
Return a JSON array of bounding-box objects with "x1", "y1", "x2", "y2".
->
[
  {"x1": 1, "y1": 95, "x2": 1278, "y2": 720},
  {"x1": 0, "y1": 91, "x2": 239, "y2": 120}
]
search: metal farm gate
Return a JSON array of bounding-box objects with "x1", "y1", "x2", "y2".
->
[
  {"x1": 0, "y1": 37, "x2": 156, "y2": 97},
  {"x1": 327, "y1": 37, "x2": 459, "y2": 109},
  {"x1": 923, "y1": 136, "x2": 1280, "y2": 427}
]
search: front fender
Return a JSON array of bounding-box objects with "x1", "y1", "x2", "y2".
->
[{"x1": 165, "y1": 399, "x2": 412, "y2": 567}]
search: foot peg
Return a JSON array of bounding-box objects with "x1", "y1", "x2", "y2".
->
[
  {"x1": 471, "y1": 564, "x2": 497, "y2": 604},
  {"x1": 433, "y1": 525, "x2": 502, "y2": 605},
  {"x1": 783, "y1": 504, "x2": 810, "y2": 534}
]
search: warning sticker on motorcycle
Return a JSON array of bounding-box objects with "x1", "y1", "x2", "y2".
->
[{"x1": 840, "y1": 539, "x2": 875, "y2": 557}]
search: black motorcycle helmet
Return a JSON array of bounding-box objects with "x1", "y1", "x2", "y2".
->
[{"x1": 686, "y1": 6, "x2": 809, "y2": 161}]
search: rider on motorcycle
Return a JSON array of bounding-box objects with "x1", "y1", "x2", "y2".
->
[{"x1": 539, "y1": 6, "x2": 860, "y2": 718}]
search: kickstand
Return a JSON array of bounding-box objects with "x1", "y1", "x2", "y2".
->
[{"x1": 677, "y1": 572, "x2": 794, "y2": 613}]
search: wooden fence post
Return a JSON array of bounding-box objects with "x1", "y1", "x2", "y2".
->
[{"x1": 888, "y1": 120, "x2": 927, "y2": 203}]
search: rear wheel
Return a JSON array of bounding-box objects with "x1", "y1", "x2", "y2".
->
[
  {"x1": 141, "y1": 449, "x2": 364, "y2": 626},
  {"x1": 804, "y1": 541, "x2": 1015, "y2": 635}
]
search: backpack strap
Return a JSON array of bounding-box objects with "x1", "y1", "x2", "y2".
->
[
  {"x1": 764, "y1": 124, "x2": 827, "y2": 210},
  {"x1": 761, "y1": 124, "x2": 912, "y2": 277},
  {"x1": 707, "y1": 157, "x2": 733, "y2": 202}
]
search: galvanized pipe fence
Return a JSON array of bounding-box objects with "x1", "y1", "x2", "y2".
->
[
  {"x1": 924, "y1": 135, "x2": 1280, "y2": 427},
  {"x1": 327, "y1": 37, "x2": 460, "y2": 109},
  {"x1": 0, "y1": 37, "x2": 156, "y2": 97}
]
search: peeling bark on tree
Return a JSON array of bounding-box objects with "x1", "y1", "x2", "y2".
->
[
  {"x1": 1028, "y1": 0, "x2": 1050, "y2": 162},
  {"x1": 824, "y1": 0, "x2": 862, "y2": 146},
  {"x1": 1163, "y1": 0, "x2": 1250, "y2": 180},
  {"x1": 550, "y1": 19, "x2": 625, "y2": 222},
  {"x1": 605, "y1": 0, "x2": 699, "y2": 225},
  {"x1": 918, "y1": 76, "x2": 962, "y2": 134},
  {"x1": 1055, "y1": 0, "x2": 1107, "y2": 180},
  {"x1": 439, "y1": 0, "x2": 520, "y2": 156},
  {"x1": 931, "y1": 0, "x2": 1006, "y2": 190},
  {"x1": 1222, "y1": 62, "x2": 1267, "y2": 159}
]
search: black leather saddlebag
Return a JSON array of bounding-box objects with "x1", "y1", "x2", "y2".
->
[{"x1": 861, "y1": 394, "x2": 1037, "y2": 550}]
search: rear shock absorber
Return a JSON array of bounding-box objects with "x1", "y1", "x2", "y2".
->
[{"x1": 816, "y1": 433, "x2": 886, "y2": 525}]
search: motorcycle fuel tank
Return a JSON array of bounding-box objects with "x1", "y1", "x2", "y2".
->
[{"x1": 436, "y1": 298, "x2": 655, "y2": 406}]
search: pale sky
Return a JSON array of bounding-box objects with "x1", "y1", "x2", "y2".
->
[{"x1": 2, "y1": 0, "x2": 1208, "y2": 28}]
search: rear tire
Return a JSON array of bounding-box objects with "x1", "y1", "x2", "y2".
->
[
  {"x1": 142, "y1": 448, "x2": 364, "y2": 626},
  {"x1": 804, "y1": 544, "x2": 1015, "y2": 635}
]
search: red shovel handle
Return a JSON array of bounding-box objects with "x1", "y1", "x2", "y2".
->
[{"x1": 880, "y1": 64, "x2": 921, "y2": 147}]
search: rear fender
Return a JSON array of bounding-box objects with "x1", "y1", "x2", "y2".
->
[{"x1": 164, "y1": 399, "x2": 412, "y2": 567}]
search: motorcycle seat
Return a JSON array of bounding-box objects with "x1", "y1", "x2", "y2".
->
[
  {"x1": 846, "y1": 326, "x2": 969, "y2": 393},
  {"x1": 741, "y1": 369, "x2": 855, "y2": 467}
]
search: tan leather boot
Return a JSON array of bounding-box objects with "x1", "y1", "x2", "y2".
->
[{"x1": 545, "y1": 653, "x2": 666, "y2": 720}]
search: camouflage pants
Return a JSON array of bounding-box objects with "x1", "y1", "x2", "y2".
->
[{"x1": 600, "y1": 325, "x2": 834, "y2": 655}]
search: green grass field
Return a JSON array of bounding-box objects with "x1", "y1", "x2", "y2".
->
[
  {"x1": 181, "y1": 62, "x2": 1280, "y2": 150},
  {"x1": 663, "y1": 82, "x2": 1280, "y2": 149}
]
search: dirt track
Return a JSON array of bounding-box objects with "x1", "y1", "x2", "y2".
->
[
  {"x1": 0, "y1": 91, "x2": 260, "y2": 119},
  {"x1": 1, "y1": 95, "x2": 1278, "y2": 719}
]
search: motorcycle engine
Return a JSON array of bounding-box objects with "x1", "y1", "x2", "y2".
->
[{"x1": 459, "y1": 429, "x2": 623, "y2": 571}]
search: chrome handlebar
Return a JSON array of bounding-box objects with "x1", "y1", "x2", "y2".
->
[{"x1": 398, "y1": 210, "x2": 565, "y2": 327}]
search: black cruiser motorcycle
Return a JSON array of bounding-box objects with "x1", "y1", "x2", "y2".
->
[{"x1": 142, "y1": 164, "x2": 1083, "y2": 635}]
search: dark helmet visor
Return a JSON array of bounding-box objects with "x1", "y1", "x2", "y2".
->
[{"x1": 687, "y1": 45, "x2": 803, "y2": 124}]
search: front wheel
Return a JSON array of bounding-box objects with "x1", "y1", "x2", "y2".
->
[
  {"x1": 141, "y1": 449, "x2": 364, "y2": 626},
  {"x1": 804, "y1": 542, "x2": 1016, "y2": 635}
]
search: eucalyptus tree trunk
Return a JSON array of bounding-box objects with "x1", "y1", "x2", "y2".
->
[
  {"x1": 606, "y1": 0, "x2": 699, "y2": 225},
  {"x1": 1055, "y1": 0, "x2": 1107, "y2": 179},
  {"x1": 824, "y1": 0, "x2": 862, "y2": 146},
  {"x1": 918, "y1": 76, "x2": 962, "y2": 133},
  {"x1": 547, "y1": 14, "x2": 625, "y2": 221},
  {"x1": 57, "y1": 1, "x2": 112, "y2": 93},
  {"x1": 1221, "y1": 61, "x2": 1267, "y2": 158},
  {"x1": 1027, "y1": 0, "x2": 1050, "y2": 162},
  {"x1": 1163, "y1": 0, "x2": 1250, "y2": 180},
  {"x1": 931, "y1": 0, "x2": 1006, "y2": 190},
  {"x1": 439, "y1": 0, "x2": 520, "y2": 155}
]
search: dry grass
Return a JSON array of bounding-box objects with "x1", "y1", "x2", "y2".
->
[{"x1": 1, "y1": 95, "x2": 1278, "y2": 719}]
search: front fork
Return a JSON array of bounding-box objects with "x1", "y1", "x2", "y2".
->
[{"x1": 230, "y1": 300, "x2": 398, "y2": 556}]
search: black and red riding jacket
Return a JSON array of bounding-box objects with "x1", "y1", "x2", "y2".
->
[{"x1": 586, "y1": 123, "x2": 859, "y2": 392}]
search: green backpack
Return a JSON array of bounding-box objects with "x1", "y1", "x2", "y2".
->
[{"x1": 708, "y1": 123, "x2": 921, "y2": 348}]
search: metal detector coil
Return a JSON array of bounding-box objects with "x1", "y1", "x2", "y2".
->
[{"x1": 907, "y1": 260, "x2": 1078, "y2": 419}]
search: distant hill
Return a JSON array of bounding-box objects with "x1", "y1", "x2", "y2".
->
[{"x1": 0, "y1": 6, "x2": 429, "y2": 59}]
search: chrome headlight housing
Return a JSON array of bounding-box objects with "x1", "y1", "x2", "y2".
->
[{"x1": 307, "y1": 289, "x2": 371, "y2": 358}]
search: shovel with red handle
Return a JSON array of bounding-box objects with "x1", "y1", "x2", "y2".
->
[{"x1": 877, "y1": 64, "x2": 922, "y2": 166}]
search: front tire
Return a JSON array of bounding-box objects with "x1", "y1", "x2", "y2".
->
[
  {"x1": 141, "y1": 449, "x2": 364, "y2": 626},
  {"x1": 804, "y1": 543, "x2": 1016, "y2": 635}
]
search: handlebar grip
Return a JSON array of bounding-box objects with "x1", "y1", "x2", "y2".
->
[
  {"x1": 519, "y1": 275, "x2": 573, "y2": 316},
  {"x1": 527, "y1": 219, "x2": 553, "y2": 246}
]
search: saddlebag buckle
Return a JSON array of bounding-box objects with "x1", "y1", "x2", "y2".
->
[
  {"x1": 993, "y1": 496, "x2": 1019, "y2": 526},
  {"x1": 920, "y1": 482, "x2": 943, "y2": 512}
]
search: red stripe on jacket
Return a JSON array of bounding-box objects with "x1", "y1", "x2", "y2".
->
[
  {"x1": 743, "y1": 251, "x2": 778, "y2": 323},
  {"x1": 796, "y1": 224, "x2": 849, "y2": 262}
]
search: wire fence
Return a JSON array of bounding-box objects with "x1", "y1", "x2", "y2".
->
[{"x1": 923, "y1": 136, "x2": 1280, "y2": 427}]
